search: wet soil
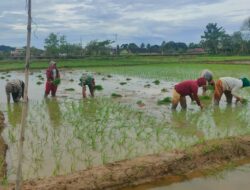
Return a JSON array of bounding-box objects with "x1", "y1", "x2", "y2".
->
[{"x1": 5, "y1": 135, "x2": 250, "y2": 190}]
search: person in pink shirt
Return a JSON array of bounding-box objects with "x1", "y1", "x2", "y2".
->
[{"x1": 172, "y1": 77, "x2": 207, "y2": 110}]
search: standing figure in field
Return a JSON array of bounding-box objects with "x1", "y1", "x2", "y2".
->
[
  {"x1": 172, "y1": 77, "x2": 207, "y2": 110},
  {"x1": 200, "y1": 69, "x2": 214, "y2": 95},
  {"x1": 79, "y1": 73, "x2": 95, "y2": 98},
  {"x1": 5, "y1": 79, "x2": 25, "y2": 103},
  {"x1": 44, "y1": 61, "x2": 60, "y2": 97},
  {"x1": 214, "y1": 77, "x2": 250, "y2": 105}
]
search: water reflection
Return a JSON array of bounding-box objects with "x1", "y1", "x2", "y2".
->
[
  {"x1": 45, "y1": 98, "x2": 61, "y2": 128},
  {"x1": 124, "y1": 163, "x2": 250, "y2": 190},
  {"x1": 7, "y1": 104, "x2": 22, "y2": 128}
]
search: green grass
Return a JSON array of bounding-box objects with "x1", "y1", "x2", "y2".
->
[
  {"x1": 1, "y1": 55, "x2": 250, "y2": 72},
  {"x1": 88, "y1": 63, "x2": 250, "y2": 81}
]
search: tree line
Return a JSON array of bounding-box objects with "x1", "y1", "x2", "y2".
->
[{"x1": 1, "y1": 18, "x2": 250, "y2": 59}]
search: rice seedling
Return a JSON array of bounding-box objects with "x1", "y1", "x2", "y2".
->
[
  {"x1": 136, "y1": 100, "x2": 145, "y2": 107},
  {"x1": 107, "y1": 74, "x2": 112, "y2": 78},
  {"x1": 120, "y1": 82, "x2": 127, "y2": 85},
  {"x1": 161, "y1": 88, "x2": 168, "y2": 92},
  {"x1": 94, "y1": 85, "x2": 103, "y2": 91},
  {"x1": 153, "y1": 80, "x2": 160, "y2": 85},
  {"x1": 111, "y1": 93, "x2": 122, "y2": 98},
  {"x1": 200, "y1": 95, "x2": 211, "y2": 100},
  {"x1": 65, "y1": 88, "x2": 75, "y2": 91},
  {"x1": 0, "y1": 76, "x2": 5, "y2": 79},
  {"x1": 36, "y1": 81, "x2": 43, "y2": 85},
  {"x1": 69, "y1": 79, "x2": 74, "y2": 82},
  {"x1": 126, "y1": 78, "x2": 132, "y2": 81},
  {"x1": 157, "y1": 97, "x2": 172, "y2": 105},
  {"x1": 144, "y1": 84, "x2": 151, "y2": 88}
]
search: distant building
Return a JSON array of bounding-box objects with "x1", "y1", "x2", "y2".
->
[{"x1": 11, "y1": 48, "x2": 25, "y2": 57}]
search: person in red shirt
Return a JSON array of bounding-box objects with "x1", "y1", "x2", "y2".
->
[
  {"x1": 171, "y1": 77, "x2": 207, "y2": 110},
  {"x1": 44, "y1": 61, "x2": 60, "y2": 97}
]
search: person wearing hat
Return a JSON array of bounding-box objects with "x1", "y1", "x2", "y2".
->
[
  {"x1": 214, "y1": 77, "x2": 250, "y2": 105},
  {"x1": 5, "y1": 79, "x2": 25, "y2": 103},
  {"x1": 172, "y1": 77, "x2": 207, "y2": 110},
  {"x1": 79, "y1": 73, "x2": 95, "y2": 98},
  {"x1": 200, "y1": 69, "x2": 214, "y2": 95},
  {"x1": 44, "y1": 60, "x2": 60, "y2": 97}
]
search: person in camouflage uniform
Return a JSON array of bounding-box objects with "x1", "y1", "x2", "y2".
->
[
  {"x1": 5, "y1": 79, "x2": 25, "y2": 103},
  {"x1": 79, "y1": 73, "x2": 95, "y2": 98}
]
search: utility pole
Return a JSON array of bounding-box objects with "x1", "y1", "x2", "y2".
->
[
  {"x1": 114, "y1": 33, "x2": 118, "y2": 56},
  {"x1": 15, "y1": 0, "x2": 31, "y2": 189}
]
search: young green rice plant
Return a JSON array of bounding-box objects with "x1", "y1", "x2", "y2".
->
[
  {"x1": 65, "y1": 88, "x2": 75, "y2": 91},
  {"x1": 136, "y1": 100, "x2": 145, "y2": 107},
  {"x1": 69, "y1": 79, "x2": 74, "y2": 82},
  {"x1": 161, "y1": 88, "x2": 168, "y2": 92},
  {"x1": 107, "y1": 74, "x2": 112, "y2": 78},
  {"x1": 0, "y1": 76, "x2": 5, "y2": 79},
  {"x1": 157, "y1": 97, "x2": 172, "y2": 105},
  {"x1": 153, "y1": 79, "x2": 160, "y2": 85},
  {"x1": 111, "y1": 93, "x2": 122, "y2": 98},
  {"x1": 36, "y1": 81, "x2": 43, "y2": 85},
  {"x1": 94, "y1": 85, "x2": 103, "y2": 91},
  {"x1": 144, "y1": 84, "x2": 151, "y2": 88},
  {"x1": 119, "y1": 82, "x2": 127, "y2": 85},
  {"x1": 241, "y1": 98, "x2": 248, "y2": 104},
  {"x1": 200, "y1": 95, "x2": 211, "y2": 100},
  {"x1": 126, "y1": 78, "x2": 131, "y2": 81}
]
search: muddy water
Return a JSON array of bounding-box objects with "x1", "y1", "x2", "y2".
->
[
  {"x1": 0, "y1": 70, "x2": 250, "y2": 182},
  {"x1": 125, "y1": 164, "x2": 250, "y2": 190}
]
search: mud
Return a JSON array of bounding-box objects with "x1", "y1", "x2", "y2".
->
[
  {"x1": 0, "y1": 112, "x2": 8, "y2": 179},
  {"x1": 5, "y1": 135, "x2": 250, "y2": 190}
]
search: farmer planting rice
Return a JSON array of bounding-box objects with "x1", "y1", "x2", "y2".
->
[
  {"x1": 44, "y1": 60, "x2": 60, "y2": 97},
  {"x1": 200, "y1": 69, "x2": 214, "y2": 95},
  {"x1": 5, "y1": 79, "x2": 25, "y2": 103},
  {"x1": 214, "y1": 77, "x2": 250, "y2": 105},
  {"x1": 79, "y1": 73, "x2": 95, "y2": 98},
  {"x1": 171, "y1": 77, "x2": 207, "y2": 110}
]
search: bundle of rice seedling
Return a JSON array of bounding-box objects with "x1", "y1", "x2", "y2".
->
[{"x1": 157, "y1": 97, "x2": 172, "y2": 105}]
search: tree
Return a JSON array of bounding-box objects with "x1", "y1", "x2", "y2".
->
[
  {"x1": 59, "y1": 35, "x2": 68, "y2": 55},
  {"x1": 44, "y1": 33, "x2": 59, "y2": 57},
  {"x1": 201, "y1": 23, "x2": 226, "y2": 54},
  {"x1": 241, "y1": 17, "x2": 250, "y2": 41},
  {"x1": 128, "y1": 43, "x2": 139, "y2": 53},
  {"x1": 85, "y1": 40, "x2": 113, "y2": 56}
]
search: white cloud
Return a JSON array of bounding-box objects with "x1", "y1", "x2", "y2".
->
[{"x1": 0, "y1": 0, "x2": 249, "y2": 47}]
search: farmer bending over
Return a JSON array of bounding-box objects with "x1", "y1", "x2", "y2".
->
[
  {"x1": 5, "y1": 79, "x2": 25, "y2": 103},
  {"x1": 200, "y1": 69, "x2": 214, "y2": 95},
  {"x1": 79, "y1": 73, "x2": 95, "y2": 98},
  {"x1": 44, "y1": 60, "x2": 60, "y2": 97},
  {"x1": 214, "y1": 77, "x2": 250, "y2": 105},
  {"x1": 172, "y1": 77, "x2": 207, "y2": 110}
]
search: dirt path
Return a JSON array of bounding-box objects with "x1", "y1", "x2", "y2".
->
[{"x1": 2, "y1": 134, "x2": 249, "y2": 190}]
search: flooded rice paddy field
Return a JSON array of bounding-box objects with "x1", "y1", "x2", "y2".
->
[
  {"x1": 125, "y1": 163, "x2": 250, "y2": 190},
  {"x1": 0, "y1": 69, "x2": 250, "y2": 183}
]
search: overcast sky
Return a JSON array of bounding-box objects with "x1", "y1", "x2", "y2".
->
[{"x1": 0, "y1": 0, "x2": 249, "y2": 49}]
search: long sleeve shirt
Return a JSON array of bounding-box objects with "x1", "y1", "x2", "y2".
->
[
  {"x1": 175, "y1": 80, "x2": 201, "y2": 106},
  {"x1": 220, "y1": 77, "x2": 243, "y2": 97},
  {"x1": 5, "y1": 79, "x2": 23, "y2": 101}
]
